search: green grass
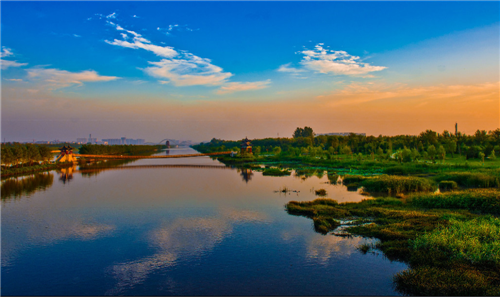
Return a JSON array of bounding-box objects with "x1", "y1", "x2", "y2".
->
[
  {"x1": 394, "y1": 266, "x2": 498, "y2": 296},
  {"x1": 262, "y1": 168, "x2": 291, "y2": 176},
  {"x1": 411, "y1": 216, "x2": 500, "y2": 265},
  {"x1": 360, "y1": 175, "x2": 436, "y2": 194},
  {"x1": 434, "y1": 172, "x2": 500, "y2": 188},
  {"x1": 408, "y1": 189, "x2": 500, "y2": 215},
  {"x1": 439, "y1": 180, "x2": 458, "y2": 190}
]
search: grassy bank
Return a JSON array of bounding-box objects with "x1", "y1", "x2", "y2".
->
[
  {"x1": 1, "y1": 162, "x2": 75, "y2": 178},
  {"x1": 285, "y1": 192, "x2": 500, "y2": 295}
]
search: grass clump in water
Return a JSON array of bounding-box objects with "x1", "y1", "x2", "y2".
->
[
  {"x1": 361, "y1": 175, "x2": 436, "y2": 195},
  {"x1": 314, "y1": 189, "x2": 327, "y2": 196},
  {"x1": 262, "y1": 168, "x2": 291, "y2": 176}
]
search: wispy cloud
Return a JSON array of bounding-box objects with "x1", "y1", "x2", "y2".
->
[
  {"x1": 277, "y1": 63, "x2": 305, "y2": 74},
  {"x1": 217, "y1": 80, "x2": 271, "y2": 94},
  {"x1": 105, "y1": 22, "x2": 178, "y2": 58},
  {"x1": 300, "y1": 44, "x2": 386, "y2": 76},
  {"x1": 280, "y1": 44, "x2": 386, "y2": 78},
  {"x1": 1, "y1": 47, "x2": 28, "y2": 70},
  {"x1": 157, "y1": 24, "x2": 197, "y2": 35},
  {"x1": 106, "y1": 12, "x2": 117, "y2": 19},
  {"x1": 1, "y1": 60, "x2": 28, "y2": 70},
  {"x1": 27, "y1": 68, "x2": 119, "y2": 89},
  {"x1": 1, "y1": 47, "x2": 13, "y2": 58},
  {"x1": 6, "y1": 78, "x2": 23, "y2": 82},
  {"x1": 145, "y1": 54, "x2": 232, "y2": 87},
  {"x1": 105, "y1": 22, "x2": 269, "y2": 90},
  {"x1": 106, "y1": 23, "x2": 234, "y2": 87}
]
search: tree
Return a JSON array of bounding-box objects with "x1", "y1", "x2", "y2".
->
[
  {"x1": 376, "y1": 147, "x2": 384, "y2": 156},
  {"x1": 273, "y1": 146, "x2": 281, "y2": 155},
  {"x1": 342, "y1": 146, "x2": 352, "y2": 159},
  {"x1": 411, "y1": 148, "x2": 420, "y2": 161},
  {"x1": 254, "y1": 146, "x2": 261, "y2": 156},
  {"x1": 479, "y1": 152, "x2": 485, "y2": 164},
  {"x1": 427, "y1": 145, "x2": 437, "y2": 161},
  {"x1": 26, "y1": 144, "x2": 41, "y2": 166},
  {"x1": 437, "y1": 145, "x2": 446, "y2": 162},
  {"x1": 402, "y1": 148, "x2": 412, "y2": 163},
  {"x1": 1, "y1": 146, "x2": 14, "y2": 167},
  {"x1": 39, "y1": 146, "x2": 53, "y2": 164},
  {"x1": 445, "y1": 140, "x2": 456, "y2": 158},
  {"x1": 292, "y1": 126, "x2": 314, "y2": 138},
  {"x1": 488, "y1": 150, "x2": 496, "y2": 160}
]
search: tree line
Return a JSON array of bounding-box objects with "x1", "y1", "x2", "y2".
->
[
  {"x1": 1, "y1": 143, "x2": 54, "y2": 167},
  {"x1": 193, "y1": 127, "x2": 500, "y2": 162},
  {"x1": 78, "y1": 144, "x2": 159, "y2": 155}
]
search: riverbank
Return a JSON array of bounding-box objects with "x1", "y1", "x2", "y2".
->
[
  {"x1": 1, "y1": 162, "x2": 75, "y2": 179},
  {"x1": 285, "y1": 190, "x2": 500, "y2": 295}
]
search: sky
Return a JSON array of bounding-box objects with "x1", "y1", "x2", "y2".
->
[{"x1": 1, "y1": 1, "x2": 499, "y2": 143}]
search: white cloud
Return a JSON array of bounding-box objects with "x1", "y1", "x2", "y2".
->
[
  {"x1": 106, "y1": 12, "x2": 117, "y2": 19},
  {"x1": 105, "y1": 23, "x2": 266, "y2": 89},
  {"x1": 1, "y1": 47, "x2": 28, "y2": 70},
  {"x1": 6, "y1": 78, "x2": 23, "y2": 82},
  {"x1": 105, "y1": 22, "x2": 178, "y2": 58},
  {"x1": 217, "y1": 79, "x2": 271, "y2": 94},
  {"x1": 73, "y1": 34, "x2": 81, "y2": 38},
  {"x1": 277, "y1": 63, "x2": 305, "y2": 74},
  {"x1": 1, "y1": 47, "x2": 13, "y2": 58},
  {"x1": 145, "y1": 54, "x2": 232, "y2": 87},
  {"x1": 27, "y1": 68, "x2": 119, "y2": 89},
  {"x1": 1, "y1": 60, "x2": 28, "y2": 70},
  {"x1": 299, "y1": 44, "x2": 386, "y2": 76}
]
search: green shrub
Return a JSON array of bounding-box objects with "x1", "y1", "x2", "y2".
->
[
  {"x1": 409, "y1": 189, "x2": 500, "y2": 215},
  {"x1": 439, "y1": 180, "x2": 458, "y2": 190},
  {"x1": 315, "y1": 189, "x2": 327, "y2": 196},
  {"x1": 434, "y1": 172, "x2": 500, "y2": 188},
  {"x1": 343, "y1": 174, "x2": 367, "y2": 184},
  {"x1": 361, "y1": 175, "x2": 436, "y2": 194},
  {"x1": 262, "y1": 168, "x2": 291, "y2": 176}
]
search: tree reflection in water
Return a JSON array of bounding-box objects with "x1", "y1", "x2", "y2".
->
[{"x1": 1, "y1": 173, "x2": 54, "y2": 200}]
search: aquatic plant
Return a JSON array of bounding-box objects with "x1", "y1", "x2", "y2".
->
[{"x1": 262, "y1": 168, "x2": 291, "y2": 176}]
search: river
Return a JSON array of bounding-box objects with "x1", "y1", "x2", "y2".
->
[{"x1": 1, "y1": 147, "x2": 407, "y2": 295}]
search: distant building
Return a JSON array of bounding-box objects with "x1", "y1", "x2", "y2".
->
[
  {"x1": 318, "y1": 132, "x2": 366, "y2": 137},
  {"x1": 240, "y1": 137, "x2": 252, "y2": 154},
  {"x1": 102, "y1": 137, "x2": 146, "y2": 145}
]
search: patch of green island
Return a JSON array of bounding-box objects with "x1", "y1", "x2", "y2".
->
[{"x1": 193, "y1": 127, "x2": 500, "y2": 295}]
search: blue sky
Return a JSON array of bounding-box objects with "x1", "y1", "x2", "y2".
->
[{"x1": 1, "y1": 1, "x2": 499, "y2": 142}]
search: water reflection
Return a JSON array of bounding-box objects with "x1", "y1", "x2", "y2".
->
[
  {"x1": 1, "y1": 173, "x2": 54, "y2": 200},
  {"x1": 107, "y1": 209, "x2": 269, "y2": 294},
  {"x1": 58, "y1": 165, "x2": 77, "y2": 184},
  {"x1": 238, "y1": 168, "x2": 253, "y2": 183}
]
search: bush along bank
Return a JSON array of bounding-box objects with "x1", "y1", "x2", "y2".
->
[{"x1": 284, "y1": 191, "x2": 500, "y2": 296}]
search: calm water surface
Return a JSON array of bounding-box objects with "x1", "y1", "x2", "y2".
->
[{"x1": 2, "y1": 148, "x2": 407, "y2": 295}]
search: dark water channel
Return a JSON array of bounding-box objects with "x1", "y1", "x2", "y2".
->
[{"x1": 2, "y1": 148, "x2": 407, "y2": 295}]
